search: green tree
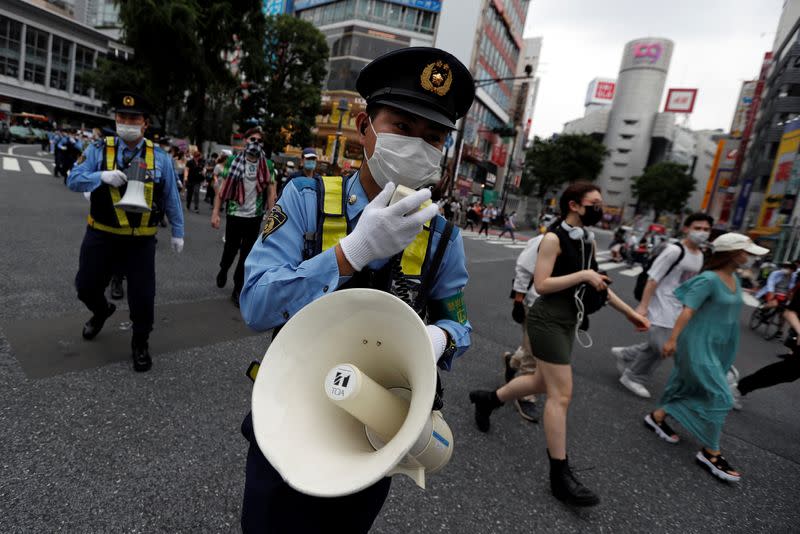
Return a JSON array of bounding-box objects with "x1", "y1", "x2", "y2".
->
[
  {"x1": 520, "y1": 134, "x2": 608, "y2": 201},
  {"x1": 239, "y1": 15, "x2": 329, "y2": 152},
  {"x1": 88, "y1": 0, "x2": 265, "y2": 144},
  {"x1": 632, "y1": 161, "x2": 697, "y2": 219}
]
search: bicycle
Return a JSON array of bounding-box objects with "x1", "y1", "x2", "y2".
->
[{"x1": 748, "y1": 294, "x2": 787, "y2": 340}]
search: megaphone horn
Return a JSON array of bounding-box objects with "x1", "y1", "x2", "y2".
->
[
  {"x1": 251, "y1": 288, "x2": 454, "y2": 498},
  {"x1": 115, "y1": 180, "x2": 150, "y2": 213},
  {"x1": 115, "y1": 157, "x2": 151, "y2": 213}
]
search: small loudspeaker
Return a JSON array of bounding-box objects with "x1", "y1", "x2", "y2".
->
[
  {"x1": 251, "y1": 288, "x2": 453, "y2": 497},
  {"x1": 115, "y1": 157, "x2": 151, "y2": 213}
]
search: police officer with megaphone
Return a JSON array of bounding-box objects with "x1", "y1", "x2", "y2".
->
[
  {"x1": 238, "y1": 48, "x2": 476, "y2": 532},
  {"x1": 68, "y1": 91, "x2": 185, "y2": 372}
]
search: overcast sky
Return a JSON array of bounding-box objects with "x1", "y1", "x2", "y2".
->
[{"x1": 523, "y1": 0, "x2": 785, "y2": 138}]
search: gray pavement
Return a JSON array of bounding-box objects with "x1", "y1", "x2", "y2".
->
[{"x1": 1, "y1": 142, "x2": 798, "y2": 533}]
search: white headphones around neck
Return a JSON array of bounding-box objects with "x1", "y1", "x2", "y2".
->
[{"x1": 561, "y1": 221, "x2": 595, "y2": 242}]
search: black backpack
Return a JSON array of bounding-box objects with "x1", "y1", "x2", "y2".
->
[{"x1": 633, "y1": 242, "x2": 685, "y2": 301}]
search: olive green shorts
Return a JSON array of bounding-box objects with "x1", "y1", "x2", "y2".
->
[{"x1": 527, "y1": 296, "x2": 578, "y2": 366}]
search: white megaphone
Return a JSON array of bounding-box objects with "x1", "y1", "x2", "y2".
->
[
  {"x1": 251, "y1": 288, "x2": 454, "y2": 498},
  {"x1": 115, "y1": 156, "x2": 151, "y2": 213}
]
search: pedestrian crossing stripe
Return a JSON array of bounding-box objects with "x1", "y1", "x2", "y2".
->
[
  {"x1": 0, "y1": 157, "x2": 53, "y2": 174},
  {"x1": 598, "y1": 262, "x2": 625, "y2": 271},
  {"x1": 3, "y1": 157, "x2": 20, "y2": 171},
  {"x1": 619, "y1": 266, "x2": 643, "y2": 277}
]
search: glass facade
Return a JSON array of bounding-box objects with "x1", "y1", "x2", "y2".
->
[
  {"x1": 299, "y1": 0, "x2": 438, "y2": 35},
  {"x1": 50, "y1": 35, "x2": 71, "y2": 90},
  {"x1": 24, "y1": 27, "x2": 48, "y2": 85},
  {"x1": 73, "y1": 45, "x2": 95, "y2": 96},
  {"x1": 0, "y1": 16, "x2": 22, "y2": 78}
]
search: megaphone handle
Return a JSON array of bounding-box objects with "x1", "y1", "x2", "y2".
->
[{"x1": 388, "y1": 464, "x2": 426, "y2": 489}]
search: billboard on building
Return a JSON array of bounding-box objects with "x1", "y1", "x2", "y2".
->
[
  {"x1": 664, "y1": 88, "x2": 698, "y2": 113},
  {"x1": 730, "y1": 81, "x2": 757, "y2": 138},
  {"x1": 584, "y1": 78, "x2": 616, "y2": 107},
  {"x1": 700, "y1": 138, "x2": 740, "y2": 216},
  {"x1": 622, "y1": 39, "x2": 673, "y2": 72},
  {"x1": 263, "y1": 0, "x2": 289, "y2": 15},
  {"x1": 757, "y1": 120, "x2": 800, "y2": 229}
]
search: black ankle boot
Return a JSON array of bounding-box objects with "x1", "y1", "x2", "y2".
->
[
  {"x1": 468, "y1": 390, "x2": 504, "y2": 432},
  {"x1": 548, "y1": 450, "x2": 600, "y2": 507},
  {"x1": 131, "y1": 337, "x2": 152, "y2": 373}
]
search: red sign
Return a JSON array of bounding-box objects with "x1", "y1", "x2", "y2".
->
[
  {"x1": 664, "y1": 88, "x2": 698, "y2": 113},
  {"x1": 491, "y1": 144, "x2": 508, "y2": 167},
  {"x1": 595, "y1": 81, "x2": 615, "y2": 101}
]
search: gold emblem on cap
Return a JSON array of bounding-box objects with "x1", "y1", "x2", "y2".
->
[
  {"x1": 123, "y1": 95, "x2": 135, "y2": 107},
  {"x1": 420, "y1": 60, "x2": 452, "y2": 97}
]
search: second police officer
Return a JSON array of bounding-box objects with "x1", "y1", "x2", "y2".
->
[
  {"x1": 238, "y1": 47, "x2": 475, "y2": 532},
  {"x1": 68, "y1": 91, "x2": 185, "y2": 373}
]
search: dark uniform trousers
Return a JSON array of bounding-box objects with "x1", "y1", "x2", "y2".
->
[
  {"x1": 75, "y1": 227, "x2": 156, "y2": 341},
  {"x1": 240, "y1": 412, "x2": 392, "y2": 533},
  {"x1": 221, "y1": 215, "x2": 263, "y2": 295}
]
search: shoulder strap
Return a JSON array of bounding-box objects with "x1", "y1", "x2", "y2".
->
[
  {"x1": 319, "y1": 175, "x2": 347, "y2": 252},
  {"x1": 104, "y1": 136, "x2": 115, "y2": 170},
  {"x1": 414, "y1": 220, "x2": 454, "y2": 312},
  {"x1": 664, "y1": 243, "x2": 685, "y2": 278}
]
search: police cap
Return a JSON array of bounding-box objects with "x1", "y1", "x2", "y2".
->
[
  {"x1": 111, "y1": 91, "x2": 152, "y2": 116},
  {"x1": 356, "y1": 47, "x2": 474, "y2": 130}
]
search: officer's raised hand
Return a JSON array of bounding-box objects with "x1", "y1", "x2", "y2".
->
[
  {"x1": 337, "y1": 182, "x2": 438, "y2": 272},
  {"x1": 100, "y1": 170, "x2": 127, "y2": 188}
]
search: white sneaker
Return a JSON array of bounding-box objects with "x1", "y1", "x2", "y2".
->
[
  {"x1": 619, "y1": 375, "x2": 651, "y2": 398},
  {"x1": 611, "y1": 347, "x2": 627, "y2": 375},
  {"x1": 731, "y1": 385, "x2": 743, "y2": 411}
]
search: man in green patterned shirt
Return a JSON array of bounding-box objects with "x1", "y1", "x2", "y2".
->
[{"x1": 211, "y1": 127, "x2": 276, "y2": 307}]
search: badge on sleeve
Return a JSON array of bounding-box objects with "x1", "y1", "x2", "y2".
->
[{"x1": 262, "y1": 205, "x2": 288, "y2": 242}]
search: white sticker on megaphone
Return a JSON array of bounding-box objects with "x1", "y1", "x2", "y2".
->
[{"x1": 325, "y1": 365, "x2": 357, "y2": 400}]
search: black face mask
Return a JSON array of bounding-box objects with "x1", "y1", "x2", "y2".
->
[
  {"x1": 245, "y1": 141, "x2": 263, "y2": 158},
  {"x1": 579, "y1": 204, "x2": 603, "y2": 227}
]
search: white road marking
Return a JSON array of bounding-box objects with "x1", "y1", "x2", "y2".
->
[
  {"x1": 598, "y1": 262, "x2": 625, "y2": 271},
  {"x1": 504, "y1": 244, "x2": 527, "y2": 249},
  {"x1": 29, "y1": 160, "x2": 49, "y2": 174},
  {"x1": 2, "y1": 157, "x2": 20, "y2": 171},
  {"x1": 742, "y1": 293, "x2": 760, "y2": 308},
  {"x1": 596, "y1": 251, "x2": 611, "y2": 260},
  {"x1": 619, "y1": 266, "x2": 643, "y2": 277}
]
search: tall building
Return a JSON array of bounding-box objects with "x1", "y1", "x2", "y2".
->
[
  {"x1": 435, "y1": 0, "x2": 530, "y2": 200},
  {"x1": 0, "y1": 0, "x2": 130, "y2": 123},
  {"x1": 293, "y1": 0, "x2": 442, "y2": 168},
  {"x1": 597, "y1": 38, "x2": 674, "y2": 216},
  {"x1": 73, "y1": 0, "x2": 121, "y2": 39}
]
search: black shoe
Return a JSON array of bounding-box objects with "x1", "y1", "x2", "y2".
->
[
  {"x1": 110, "y1": 276, "x2": 124, "y2": 300},
  {"x1": 132, "y1": 340, "x2": 152, "y2": 372},
  {"x1": 502, "y1": 352, "x2": 516, "y2": 383},
  {"x1": 468, "y1": 390, "x2": 503, "y2": 432},
  {"x1": 515, "y1": 398, "x2": 539, "y2": 423},
  {"x1": 232, "y1": 290, "x2": 240, "y2": 308},
  {"x1": 549, "y1": 452, "x2": 600, "y2": 507},
  {"x1": 216, "y1": 269, "x2": 227, "y2": 289},
  {"x1": 82, "y1": 303, "x2": 116, "y2": 340}
]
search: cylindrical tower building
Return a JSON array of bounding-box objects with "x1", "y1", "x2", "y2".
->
[{"x1": 598, "y1": 38, "x2": 674, "y2": 214}]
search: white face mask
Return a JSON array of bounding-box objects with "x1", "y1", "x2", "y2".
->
[
  {"x1": 364, "y1": 119, "x2": 443, "y2": 189},
  {"x1": 688, "y1": 230, "x2": 710, "y2": 245},
  {"x1": 116, "y1": 122, "x2": 143, "y2": 143}
]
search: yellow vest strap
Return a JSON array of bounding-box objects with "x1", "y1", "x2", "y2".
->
[
  {"x1": 87, "y1": 215, "x2": 158, "y2": 236},
  {"x1": 321, "y1": 175, "x2": 347, "y2": 252},
  {"x1": 105, "y1": 136, "x2": 115, "y2": 171}
]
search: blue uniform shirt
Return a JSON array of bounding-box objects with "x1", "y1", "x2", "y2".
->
[
  {"x1": 67, "y1": 137, "x2": 185, "y2": 238},
  {"x1": 240, "y1": 173, "x2": 471, "y2": 370}
]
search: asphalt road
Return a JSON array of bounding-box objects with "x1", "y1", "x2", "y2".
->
[{"x1": 1, "y1": 143, "x2": 798, "y2": 533}]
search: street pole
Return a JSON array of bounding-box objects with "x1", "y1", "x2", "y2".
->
[
  {"x1": 500, "y1": 130, "x2": 518, "y2": 217},
  {"x1": 331, "y1": 98, "x2": 348, "y2": 174}
]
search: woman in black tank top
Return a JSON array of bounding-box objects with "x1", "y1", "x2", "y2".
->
[{"x1": 469, "y1": 183, "x2": 649, "y2": 507}]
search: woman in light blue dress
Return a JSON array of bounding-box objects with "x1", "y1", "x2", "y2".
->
[{"x1": 643, "y1": 233, "x2": 768, "y2": 482}]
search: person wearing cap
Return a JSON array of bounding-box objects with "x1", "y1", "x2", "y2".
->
[
  {"x1": 644, "y1": 232, "x2": 768, "y2": 484},
  {"x1": 67, "y1": 90, "x2": 185, "y2": 373},
  {"x1": 237, "y1": 47, "x2": 475, "y2": 532},
  {"x1": 211, "y1": 126, "x2": 276, "y2": 307}
]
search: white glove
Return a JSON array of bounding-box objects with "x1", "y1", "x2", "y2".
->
[
  {"x1": 171, "y1": 237, "x2": 184, "y2": 254},
  {"x1": 100, "y1": 170, "x2": 127, "y2": 188},
  {"x1": 339, "y1": 182, "x2": 438, "y2": 271},
  {"x1": 426, "y1": 325, "x2": 447, "y2": 364}
]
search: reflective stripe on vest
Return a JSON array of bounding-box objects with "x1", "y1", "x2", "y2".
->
[
  {"x1": 318, "y1": 176, "x2": 433, "y2": 277},
  {"x1": 91, "y1": 136, "x2": 157, "y2": 234}
]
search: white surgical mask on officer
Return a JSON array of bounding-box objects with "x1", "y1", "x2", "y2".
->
[
  {"x1": 116, "y1": 122, "x2": 143, "y2": 143},
  {"x1": 364, "y1": 118, "x2": 442, "y2": 190}
]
